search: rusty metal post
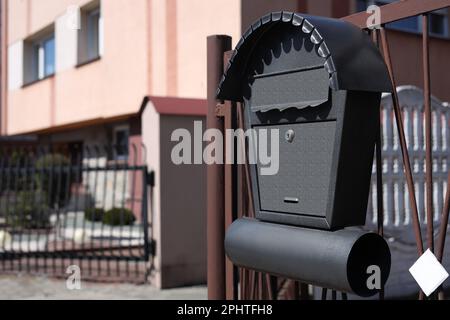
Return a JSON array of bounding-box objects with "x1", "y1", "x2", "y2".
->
[
  {"x1": 207, "y1": 35, "x2": 232, "y2": 300},
  {"x1": 376, "y1": 98, "x2": 386, "y2": 301},
  {"x1": 379, "y1": 27, "x2": 424, "y2": 257},
  {"x1": 374, "y1": 29, "x2": 385, "y2": 299},
  {"x1": 422, "y1": 14, "x2": 434, "y2": 253},
  {"x1": 223, "y1": 51, "x2": 238, "y2": 300}
]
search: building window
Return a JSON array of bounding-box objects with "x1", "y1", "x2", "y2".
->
[
  {"x1": 78, "y1": 2, "x2": 102, "y2": 65},
  {"x1": 24, "y1": 31, "x2": 55, "y2": 84},
  {"x1": 113, "y1": 126, "x2": 129, "y2": 161},
  {"x1": 429, "y1": 11, "x2": 448, "y2": 36},
  {"x1": 86, "y1": 7, "x2": 100, "y2": 60},
  {"x1": 356, "y1": 0, "x2": 449, "y2": 37},
  {"x1": 40, "y1": 36, "x2": 56, "y2": 78}
]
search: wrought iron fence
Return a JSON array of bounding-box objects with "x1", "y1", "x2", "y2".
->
[{"x1": 0, "y1": 144, "x2": 153, "y2": 282}]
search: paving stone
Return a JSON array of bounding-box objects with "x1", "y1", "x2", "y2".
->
[{"x1": 0, "y1": 274, "x2": 207, "y2": 300}]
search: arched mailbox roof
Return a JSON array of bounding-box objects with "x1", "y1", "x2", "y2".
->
[{"x1": 217, "y1": 12, "x2": 393, "y2": 101}]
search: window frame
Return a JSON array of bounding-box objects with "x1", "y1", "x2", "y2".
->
[
  {"x1": 424, "y1": 9, "x2": 449, "y2": 38},
  {"x1": 23, "y1": 30, "x2": 55, "y2": 86},
  {"x1": 86, "y1": 7, "x2": 101, "y2": 61},
  {"x1": 41, "y1": 34, "x2": 56, "y2": 78},
  {"x1": 77, "y1": 2, "x2": 102, "y2": 67},
  {"x1": 112, "y1": 125, "x2": 130, "y2": 161}
]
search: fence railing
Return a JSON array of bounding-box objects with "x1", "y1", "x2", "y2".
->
[{"x1": 0, "y1": 144, "x2": 153, "y2": 282}]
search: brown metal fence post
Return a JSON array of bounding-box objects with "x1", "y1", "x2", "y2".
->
[
  {"x1": 380, "y1": 26, "x2": 425, "y2": 300},
  {"x1": 223, "y1": 48, "x2": 238, "y2": 300},
  {"x1": 422, "y1": 13, "x2": 434, "y2": 254},
  {"x1": 224, "y1": 100, "x2": 237, "y2": 299},
  {"x1": 207, "y1": 35, "x2": 232, "y2": 300},
  {"x1": 379, "y1": 27, "x2": 424, "y2": 258},
  {"x1": 0, "y1": 0, "x2": 7, "y2": 135}
]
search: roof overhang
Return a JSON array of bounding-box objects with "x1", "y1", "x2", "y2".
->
[{"x1": 146, "y1": 96, "x2": 207, "y2": 116}]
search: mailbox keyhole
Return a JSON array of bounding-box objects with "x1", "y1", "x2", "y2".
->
[{"x1": 285, "y1": 129, "x2": 295, "y2": 143}]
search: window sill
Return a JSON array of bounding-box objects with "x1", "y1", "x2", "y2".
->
[
  {"x1": 21, "y1": 73, "x2": 55, "y2": 88},
  {"x1": 76, "y1": 56, "x2": 101, "y2": 68}
]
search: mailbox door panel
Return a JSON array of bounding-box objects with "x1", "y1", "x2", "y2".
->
[{"x1": 256, "y1": 121, "x2": 337, "y2": 217}]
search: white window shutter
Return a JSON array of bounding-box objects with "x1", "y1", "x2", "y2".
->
[
  {"x1": 55, "y1": 9, "x2": 79, "y2": 72},
  {"x1": 7, "y1": 41, "x2": 24, "y2": 90},
  {"x1": 38, "y1": 45, "x2": 45, "y2": 79}
]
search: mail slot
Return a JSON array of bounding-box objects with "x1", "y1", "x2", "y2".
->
[{"x1": 217, "y1": 12, "x2": 392, "y2": 230}]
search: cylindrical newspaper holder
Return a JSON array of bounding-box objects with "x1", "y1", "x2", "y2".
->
[{"x1": 225, "y1": 218, "x2": 391, "y2": 297}]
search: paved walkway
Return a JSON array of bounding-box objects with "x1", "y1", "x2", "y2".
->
[{"x1": 0, "y1": 274, "x2": 207, "y2": 300}]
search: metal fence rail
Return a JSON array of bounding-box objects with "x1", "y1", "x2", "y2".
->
[
  {"x1": 0, "y1": 144, "x2": 152, "y2": 282},
  {"x1": 207, "y1": 0, "x2": 450, "y2": 301}
]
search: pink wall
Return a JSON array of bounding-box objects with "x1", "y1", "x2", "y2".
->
[
  {"x1": 153, "y1": 0, "x2": 241, "y2": 99},
  {"x1": 8, "y1": 0, "x2": 89, "y2": 43},
  {"x1": 241, "y1": 0, "x2": 298, "y2": 33}
]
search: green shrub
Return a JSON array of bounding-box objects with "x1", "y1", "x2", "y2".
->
[
  {"x1": 84, "y1": 207, "x2": 104, "y2": 222},
  {"x1": 7, "y1": 191, "x2": 51, "y2": 229},
  {"x1": 35, "y1": 153, "x2": 70, "y2": 168},
  {"x1": 102, "y1": 208, "x2": 136, "y2": 226},
  {"x1": 8, "y1": 150, "x2": 32, "y2": 168},
  {"x1": 35, "y1": 153, "x2": 71, "y2": 209}
]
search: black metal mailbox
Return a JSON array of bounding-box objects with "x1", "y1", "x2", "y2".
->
[{"x1": 217, "y1": 12, "x2": 392, "y2": 230}]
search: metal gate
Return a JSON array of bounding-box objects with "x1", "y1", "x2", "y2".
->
[{"x1": 0, "y1": 144, "x2": 153, "y2": 282}]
